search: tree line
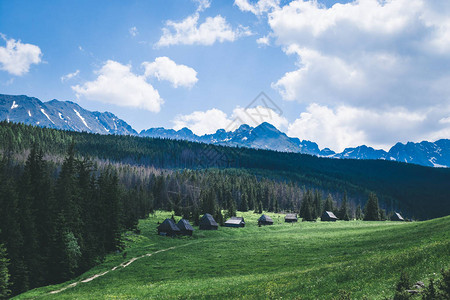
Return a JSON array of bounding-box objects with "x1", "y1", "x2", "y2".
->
[{"x1": 1, "y1": 121, "x2": 449, "y2": 220}]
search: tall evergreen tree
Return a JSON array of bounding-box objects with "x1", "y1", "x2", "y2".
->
[
  {"x1": 339, "y1": 192, "x2": 350, "y2": 221},
  {"x1": 364, "y1": 193, "x2": 381, "y2": 221},
  {"x1": 313, "y1": 191, "x2": 322, "y2": 219},
  {"x1": 0, "y1": 242, "x2": 10, "y2": 300},
  {"x1": 355, "y1": 203, "x2": 363, "y2": 220},
  {"x1": 324, "y1": 194, "x2": 334, "y2": 213},
  {"x1": 240, "y1": 193, "x2": 249, "y2": 212}
]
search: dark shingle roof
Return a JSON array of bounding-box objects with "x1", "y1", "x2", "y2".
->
[
  {"x1": 200, "y1": 213, "x2": 218, "y2": 226},
  {"x1": 158, "y1": 218, "x2": 181, "y2": 232},
  {"x1": 177, "y1": 219, "x2": 194, "y2": 231},
  {"x1": 259, "y1": 214, "x2": 273, "y2": 222}
]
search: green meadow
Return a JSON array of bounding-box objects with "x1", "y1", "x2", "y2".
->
[{"x1": 16, "y1": 212, "x2": 450, "y2": 299}]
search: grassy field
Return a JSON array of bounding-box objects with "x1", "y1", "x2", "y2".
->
[{"x1": 16, "y1": 211, "x2": 450, "y2": 299}]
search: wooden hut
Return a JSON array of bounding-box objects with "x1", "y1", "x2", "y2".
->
[
  {"x1": 285, "y1": 214, "x2": 298, "y2": 223},
  {"x1": 321, "y1": 211, "x2": 338, "y2": 222},
  {"x1": 199, "y1": 213, "x2": 218, "y2": 230},
  {"x1": 391, "y1": 212, "x2": 405, "y2": 221},
  {"x1": 258, "y1": 214, "x2": 274, "y2": 225},
  {"x1": 224, "y1": 216, "x2": 245, "y2": 227},
  {"x1": 177, "y1": 219, "x2": 194, "y2": 235},
  {"x1": 157, "y1": 219, "x2": 181, "y2": 236}
]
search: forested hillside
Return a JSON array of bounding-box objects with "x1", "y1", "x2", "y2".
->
[
  {"x1": 0, "y1": 121, "x2": 450, "y2": 297},
  {"x1": 1, "y1": 121, "x2": 449, "y2": 220}
]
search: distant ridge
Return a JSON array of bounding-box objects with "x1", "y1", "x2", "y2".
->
[
  {"x1": 141, "y1": 122, "x2": 450, "y2": 168},
  {"x1": 1, "y1": 93, "x2": 449, "y2": 168},
  {"x1": 0, "y1": 94, "x2": 136, "y2": 135}
]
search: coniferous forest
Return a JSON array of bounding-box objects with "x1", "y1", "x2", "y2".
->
[{"x1": 0, "y1": 121, "x2": 450, "y2": 296}]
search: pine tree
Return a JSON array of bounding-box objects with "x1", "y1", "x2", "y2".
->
[
  {"x1": 355, "y1": 204, "x2": 363, "y2": 220},
  {"x1": 258, "y1": 201, "x2": 263, "y2": 214},
  {"x1": 339, "y1": 192, "x2": 350, "y2": 221},
  {"x1": 422, "y1": 279, "x2": 437, "y2": 300},
  {"x1": 324, "y1": 194, "x2": 334, "y2": 213},
  {"x1": 439, "y1": 268, "x2": 450, "y2": 299},
  {"x1": 313, "y1": 191, "x2": 322, "y2": 219},
  {"x1": 364, "y1": 193, "x2": 380, "y2": 221},
  {"x1": 300, "y1": 190, "x2": 315, "y2": 221},
  {"x1": 0, "y1": 243, "x2": 10, "y2": 300},
  {"x1": 240, "y1": 193, "x2": 249, "y2": 212}
]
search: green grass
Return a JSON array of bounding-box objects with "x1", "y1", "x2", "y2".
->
[{"x1": 16, "y1": 212, "x2": 450, "y2": 299}]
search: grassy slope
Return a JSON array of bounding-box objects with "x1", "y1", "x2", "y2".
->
[{"x1": 17, "y1": 212, "x2": 450, "y2": 300}]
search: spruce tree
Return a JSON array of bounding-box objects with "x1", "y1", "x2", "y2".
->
[
  {"x1": 339, "y1": 192, "x2": 350, "y2": 221},
  {"x1": 313, "y1": 191, "x2": 322, "y2": 219},
  {"x1": 240, "y1": 193, "x2": 249, "y2": 212},
  {"x1": 324, "y1": 194, "x2": 334, "y2": 213},
  {"x1": 364, "y1": 193, "x2": 380, "y2": 221},
  {"x1": 0, "y1": 243, "x2": 10, "y2": 300},
  {"x1": 355, "y1": 204, "x2": 363, "y2": 220}
]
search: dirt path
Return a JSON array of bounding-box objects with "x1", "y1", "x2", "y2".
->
[{"x1": 48, "y1": 244, "x2": 189, "y2": 295}]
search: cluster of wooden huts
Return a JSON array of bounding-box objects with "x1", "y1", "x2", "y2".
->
[{"x1": 157, "y1": 211, "x2": 405, "y2": 236}]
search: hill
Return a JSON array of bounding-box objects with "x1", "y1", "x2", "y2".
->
[
  {"x1": 2, "y1": 94, "x2": 449, "y2": 168},
  {"x1": 16, "y1": 212, "x2": 450, "y2": 299},
  {"x1": 1, "y1": 121, "x2": 449, "y2": 220}
]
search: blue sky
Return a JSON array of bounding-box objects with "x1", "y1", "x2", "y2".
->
[{"x1": 1, "y1": 0, "x2": 449, "y2": 151}]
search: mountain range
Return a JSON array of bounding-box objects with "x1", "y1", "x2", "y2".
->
[{"x1": 1, "y1": 93, "x2": 449, "y2": 168}]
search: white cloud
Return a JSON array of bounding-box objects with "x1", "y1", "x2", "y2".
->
[
  {"x1": 142, "y1": 57, "x2": 198, "y2": 88},
  {"x1": 287, "y1": 103, "x2": 450, "y2": 152},
  {"x1": 61, "y1": 70, "x2": 80, "y2": 82},
  {"x1": 173, "y1": 108, "x2": 231, "y2": 135},
  {"x1": 193, "y1": 0, "x2": 211, "y2": 12},
  {"x1": 234, "y1": 0, "x2": 279, "y2": 16},
  {"x1": 172, "y1": 105, "x2": 288, "y2": 135},
  {"x1": 72, "y1": 60, "x2": 163, "y2": 112},
  {"x1": 256, "y1": 35, "x2": 270, "y2": 46},
  {"x1": 172, "y1": 103, "x2": 450, "y2": 152},
  {"x1": 267, "y1": 0, "x2": 450, "y2": 110},
  {"x1": 156, "y1": 13, "x2": 252, "y2": 47},
  {"x1": 129, "y1": 26, "x2": 138, "y2": 37},
  {"x1": 0, "y1": 35, "x2": 42, "y2": 76}
]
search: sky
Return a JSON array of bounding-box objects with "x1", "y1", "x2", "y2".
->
[{"x1": 1, "y1": 0, "x2": 449, "y2": 152}]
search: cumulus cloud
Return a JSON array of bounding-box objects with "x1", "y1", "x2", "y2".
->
[
  {"x1": 61, "y1": 70, "x2": 80, "y2": 82},
  {"x1": 173, "y1": 105, "x2": 288, "y2": 135},
  {"x1": 256, "y1": 35, "x2": 270, "y2": 46},
  {"x1": 173, "y1": 108, "x2": 231, "y2": 135},
  {"x1": 156, "y1": 13, "x2": 252, "y2": 47},
  {"x1": 142, "y1": 57, "x2": 198, "y2": 88},
  {"x1": 0, "y1": 34, "x2": 42, "y2": 76},
  {"x1": 287, "y1": 103, "x2": 450, "y2": 152},
  {"x1": 268, "y1": 0, "x2": 450, "y2": 110},
  {"x1": 72, "y1": 60, "x2": 163, "y2": 112},
  {"x1": 234, "y1": 0, "x2": 279, "y2": 16}
]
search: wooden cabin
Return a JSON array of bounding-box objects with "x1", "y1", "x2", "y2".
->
[
  {"x1": 177, "y1": 219, "x2": 195, "y2": 235},
  {"x1": 258, "y1": 214, "x2": 274, "y2": 225},
  {"x1": 321, "y1": 211, "x2": 338, "y2": 222},
  {"x1": 285, "y1": 213, "x2": 298, "y2": 223},
  {"x1": 157, "y1": 219, "x2": 181, "y2": 236},
  {"x1": 199, "y1": 213, "x2": 219, "y2": 230},
  {"x1": 224, "y1": 216, "x2": 245, "y2": 227}
]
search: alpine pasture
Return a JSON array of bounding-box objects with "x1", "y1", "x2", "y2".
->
[{"x1": 16, "y1": 212, "x2": 450, "y2": 299}]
